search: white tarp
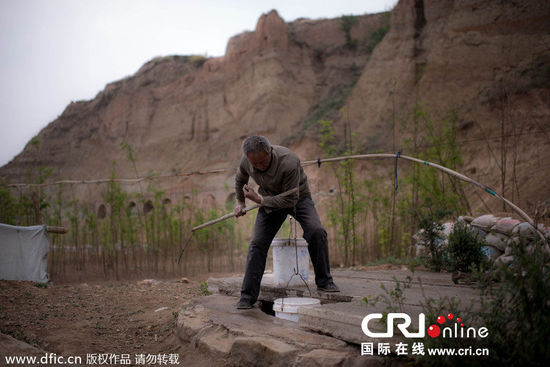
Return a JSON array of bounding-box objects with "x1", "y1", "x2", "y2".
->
[{"x1": 0, "y1": 223, "x2": 50, "y2": 283}]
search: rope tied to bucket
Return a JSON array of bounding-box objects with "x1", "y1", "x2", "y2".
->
[
  {"x1": 280, "y1": 164, "x2": 312, "y2": 309},
  {"x1": 279, "y1": 217, "x2": 312, "y2": 309}
]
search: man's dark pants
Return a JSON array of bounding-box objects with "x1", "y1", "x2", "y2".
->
[{"x1": 240, "y1": 194, "x2": 334, "y2": 304}]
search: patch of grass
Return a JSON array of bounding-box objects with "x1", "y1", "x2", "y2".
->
[
  {"x1": 361, "y1": 256, "x2": 423, "y2": 272},
  {"x1": 361, "y1": 275, "x2": 412, "y2": 321},
  {"x1": 186, "y1": 55, "x2": 207, "y2": 68},
  {"x1": 340, "y1": 15, "x2": 359, "y2": 49},
  {"x1": 380, "y1": 275, "x2": 412, "y2": 314},
  {"x1": 145, "y1": 54, "x2": 207, "y2": 69},
  {"x1": 364, "y1": 256, "x2": 411, "y2": 267},
  {"x1": 281, "y1": 85, "x2": 354, "y2": 146},
  {"x1": 33, "y1": 282, "x2": 48, "y2": 289},
  {"x1": 364, "y1": 13, "x2": 391, "y2": 52},
  {"x1": 197, "y1": 281, "x2": 211, "y2": 296}
]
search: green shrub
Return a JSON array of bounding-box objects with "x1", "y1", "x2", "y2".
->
[
  {"x1": 340, "y1": 15, "x2": 358, "y2": 49},
  {"x1": 417, "y1": 206, "x2": 449, "y2": 272},
  {"x1": 419, "y1": 239, "x2": 550, "y2": 366},
  {"x1": 198, "y1": 281, "x2": 211, "y2": 296},
  {"x1": 188, "y1": 55, "x2": 207, "y2": 68},
  {"x1": 416, "y1": 296, "x2": 479, "y2": 366},
  {"x1": 447, "y1": 221, "x2": 486, "y2": 272},
  {"x1": 0, "y1": 180, "x2": 17, "y2": 224},
  {"x1": 364, "y1": 13, "x2": 390, "y2": 52},
  {"x1": 474, "y1": 239, "x2": 550, "y2": 366}
]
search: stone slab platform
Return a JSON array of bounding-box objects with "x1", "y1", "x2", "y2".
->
[
  {"x1": 298, "y1": 300, "x2": 426, "y2": 346},
  {"x1": 209, "y1": 272, "x2": 354, "y2": 303},
  {"x1": 0, "y1": 333, "x2": 49, "y2": 367},
  {"x1": 208, "y1": 268, "x2": 482, "y2": 305},
  {"x1": 176, "y1": 294, "x2": 405, "y2": 367},
  {"x1": 207, "y1": 268, "x2": 483, "y2": 346}
]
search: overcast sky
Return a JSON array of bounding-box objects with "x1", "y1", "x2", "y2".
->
[{"x1": 0, "y1": 0, "x2": 396, "y2": 167}]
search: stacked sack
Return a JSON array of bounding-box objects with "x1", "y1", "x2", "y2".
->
[
  {"x1": 414, "y1": 214, "x2": 550, "y2": 266},
  {"x1": 465, "y1": 214, "x2": 548, "y2": 265}
]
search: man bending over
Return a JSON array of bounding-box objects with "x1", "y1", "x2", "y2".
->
[{"x1": 234, "y1": 135, "x2": 339, "y2": 309}]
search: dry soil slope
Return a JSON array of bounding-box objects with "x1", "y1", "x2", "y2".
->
[
  {"x1": 339, "y1": 0, "x2": 550, "y2": 213},
  {"x1": 1, "y1": 0, "x2": 549, "y2": 214},
  {"x1": 0, "y1": 10, "x2": 387, "y2": 206}
]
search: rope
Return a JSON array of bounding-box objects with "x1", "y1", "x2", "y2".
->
[
  {"x1": 7, "y1": 168, "x2": 232, "y2": 188},
  {"x1": 9, "y1": 127, "x2": 550, "y2": 188},
  {"x1": 280, "y1": 163, "x2": 311, "y2": 309},
  {"x1": 394, "y1": 150, "x2": 401, "y2": 193},
  {"x1": 11, "y1": 150, "x2": 543, "y2": 244},
  {"x1": 280, "y1": 217, "x2": 312, "y2": 310},
  {"x1": 177, "y1": 235, "x2": 193, "y2": 264}
]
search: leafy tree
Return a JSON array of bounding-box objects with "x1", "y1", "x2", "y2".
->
[{"x1": 319, "y1": 119, "x2": 365, "y2": 266}]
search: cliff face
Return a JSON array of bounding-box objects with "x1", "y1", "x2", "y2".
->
[
  {"x1": 1, "y1": 0, "x2": 549, "y2": 213},
  {"x1": 1, "y1": 9, "x2": 388, "y2": 205},
  {"x1": 338, "y1": 0, "x2": 550, "y2": 212}
]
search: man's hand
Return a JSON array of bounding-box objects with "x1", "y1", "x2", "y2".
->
[
  {"x1": 243, "y1": 184, "x2": 262, "y2": 204},
  {"x1": 234, "y1": 201, "x2": 246, "y2": 217}
]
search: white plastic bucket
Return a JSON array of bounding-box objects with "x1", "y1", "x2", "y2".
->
[
  {"x1": 272, "y1": 238, "x2": 309, "y2": 287},
  {"x1": 273, "y1": 297, "x2": 320, "y2": 322}
]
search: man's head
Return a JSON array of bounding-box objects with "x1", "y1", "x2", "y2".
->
[{"x1": 242, "y1": 135, "x2": 272, "y2": 172}]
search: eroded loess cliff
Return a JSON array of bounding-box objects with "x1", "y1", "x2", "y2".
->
[
  {"x1": 1, "y1": 9, "x2": 388, "y2": 206},
  {"x1": 1, "y1": 0, "x2": 549, "y2": 215},
  {"x1": 338, "y1": 0, "x2": 550, "y2": 213}
]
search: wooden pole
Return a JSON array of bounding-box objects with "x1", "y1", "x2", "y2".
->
[
  {"x1": 192, "y1": 187, "x2": 298, "y2": 232},
  {"x1": 191, "y1": 203, "x2": 260, "y2": 232}
]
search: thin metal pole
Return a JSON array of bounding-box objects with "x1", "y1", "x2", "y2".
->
[{"x1": 303, "y1": 153, "x2": 545, "y2": 243}]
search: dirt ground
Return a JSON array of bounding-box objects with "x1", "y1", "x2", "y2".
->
[
  {"x1": 0, "y1": 265, "x2": 411, "y2": 366},
  {"x1": 0, "y1": 274, "x2": 236, "y2": 366}
]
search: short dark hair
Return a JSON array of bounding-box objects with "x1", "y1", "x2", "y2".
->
[{"x1": 242, "y1": 136, "x2": 271, "y2": 155}]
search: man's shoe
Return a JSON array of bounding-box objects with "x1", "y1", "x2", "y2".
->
[
  {"x1": 317, "y1": 282, "x2": 340, "y2": 292},
  {"x1": 236, "y1": 299, "x2": 253, "y2": 309}
]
